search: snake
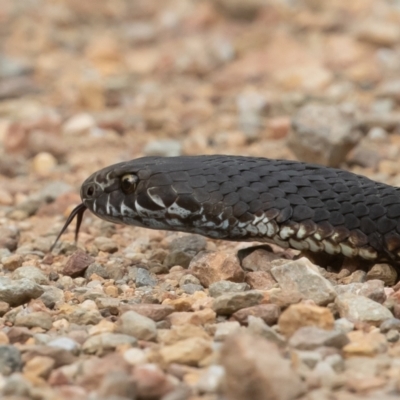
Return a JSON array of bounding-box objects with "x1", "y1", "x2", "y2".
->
[{"x1": 51, "y1": 155, "x2": 400, "y2": 265}]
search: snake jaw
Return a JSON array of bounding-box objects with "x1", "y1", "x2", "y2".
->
[{"x1": 50, "y1": 203, "x2": 87, "y2": 251}]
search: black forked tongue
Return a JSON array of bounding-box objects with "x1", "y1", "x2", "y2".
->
[{"x1": 50, "y1": 203, "x2": 87, "y2": 251}]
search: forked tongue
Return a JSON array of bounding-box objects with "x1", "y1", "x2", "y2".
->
[{"x1": 50, "y1": 203, "x2": 87, "y2": 251}]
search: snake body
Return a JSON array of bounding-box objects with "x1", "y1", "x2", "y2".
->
[{"x1": 54, "y1": 155, "x2": 400, "y2": 264}]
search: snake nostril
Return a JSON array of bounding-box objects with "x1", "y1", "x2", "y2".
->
[{"x1": 87, "y1": 186, "x2": 94, "y2": 197}]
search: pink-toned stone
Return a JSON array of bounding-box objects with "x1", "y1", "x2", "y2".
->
[
  {"x1": 62, "y1": 251, "x2": 94, "y2": 277},
  {"x1": 188, "y1": 252, "x2": 244, "y2": 287}
]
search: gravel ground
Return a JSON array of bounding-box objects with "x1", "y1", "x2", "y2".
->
[{"x1": 2, "y1": 1, "x2": 400, "y2": 399}]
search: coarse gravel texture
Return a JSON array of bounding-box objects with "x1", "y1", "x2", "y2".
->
[{"x1": 2, "y1": 1, "x2": 400, "y2": 400}]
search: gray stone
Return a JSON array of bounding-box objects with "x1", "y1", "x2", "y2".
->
[
  {"x1": 295, "y1": 350, "x2": 322, "y2": 369},
  {"x1": 335, "y1": 293, "x2": 393, "y2": 326},
  {"x1": 270, "y1": 258, "x2": 336, "y2": 306},
  {"x1": 82, "y1": 333, "x2": 137, "y2": 355},
  {"x1": 169, "y1": 234, "x2": 207, "y2": 253},
  {"x1": 0, "y1": 345, "x2": 22, "y2": 375},
  {"x1": 48, "y1": 337, "x2": 80, "y2": 355},
  {"x1": 386, "y1": 329, "x2": 399, "y2": 343},
  {"x1": 0, "y1": 277, "x2": 44, "y2": 306},
  {"x1": 334, "y1": 318, "x2": 354, "y2": 334},
  {"x1": 164, "y1": 251, "x2": 193, "y2": 269},
  {"x1": 247, "y1": 316, "x2": 286, "y2": 347},
  {"x1": 179, "y1": 274, "x2": 201, "y2": 287},
  {"x1": 380, "y1": 318, "x2": 400, "y2": 333},
  {"x1": 12, "y1": 265, "x2": 49, "y2": 284},
  {"x1": 1, "y1": 373, "x2": 31, "y2": 396},
  {"x1": 39, "y1": 285, "x2": 64, "y2": 309},
  {"x1": 15, "y1": 311, "x2": 53, "y2": 330},
  {"x1": 289, "y1": 103, "x2": 361, "y2": 167},
  {"x1": 212, "y1": 290, "x2": 263, "y2": 315},
  {"x1": 136, "y1": 268, "x2": 157, "y2": 287},
  {"x1": 289, "y1": 327, "x2": 349, "y2": 350},
  {"x1": 209, "y1": 280, "x2": 249, "y2": 298},
  {"x1": 181, "y1": 284, "x2": 204, "y2": 294},
  {"x1": 116, "y1": 310, "x2": 157, "y2": 341},
  {"x1": 84, "y1": 263, "x2": 109, "y2": 279}
]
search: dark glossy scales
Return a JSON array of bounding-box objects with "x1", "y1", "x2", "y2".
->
[{"x1": 84, "y1": 155, "x2": 400, "y2": 263}]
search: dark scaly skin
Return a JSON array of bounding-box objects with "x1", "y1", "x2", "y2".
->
[{"x1": 53, "y1": 155, "x2": 400, "y2": 265}]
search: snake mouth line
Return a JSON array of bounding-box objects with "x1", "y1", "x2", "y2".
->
[{"x1": 50, "y1": 203, "x2": 87, "y2": 251}]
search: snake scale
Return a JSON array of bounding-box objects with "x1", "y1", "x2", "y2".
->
[{"x1": 52, "y1": 155, "x2": 400, "y2": 266}]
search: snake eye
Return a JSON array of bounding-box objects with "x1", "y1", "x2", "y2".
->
[{"x1": 121, "y1": 174, "x2": 138, "y2": 194}]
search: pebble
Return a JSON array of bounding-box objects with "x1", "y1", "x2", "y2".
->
[
  {"x1": 0, "y1": 277, "x2": 44, "y2": 306},
  {"x1": 334, "y1": 318, "x2": 355, "y2": 334},
  {"x1": 220, "y1": 333, "x2": 305, "y2": 400},
  {"x1": 247, "y1": 316, "x2": 286, "y2": 347},
  {"x1": 116, "y1": 310, "x2": 158, "y2": 341},
  {"x1": 343, "y1": 331, "x2": 388, "y2": 357},
  {"x1": 278, "y1": 303, "x2": 334, "y2": 337},
  {"x1": 120, "y1": 303, "x2": 174, "y2": 322},
  {"x1": 12, "y1": 265, "x2": 49, "y2": 285},
  {"x1": 23, "y1": 355, "x2": 55, "y2": 379},
  {"x1": 144, "y1": 139, "x2": 182, "y2": 157},
  {"x1": 245, "y1": 271, "x2": 276, "y2": 290},
  {"x1": 238, "y1": 245, "x2": 282, "y2": 272},
  {"x1": 15, "y1": 311, "x2": 53, "y2": 330},
  {"x1": 123, "y1": 347, "x2": 148, "y2": 366},
  {"x1": 196, "y1": 365, "x2": 225, "y2": 394},
  {"x1": 48, "y1": 337, "x2": 80, "y2": 355},
  {"x1": 67, "y1": 307, "x2": 102, "y2": 325},
  {"x1": 380, "y1": 318, "x2": 400, "y2": 333},
  {"x1": 270, "y1": 258, "x2": 336, "y2": 306},
  {"x1": 289, "y1": 327, "x2": 349, "y2": 350},
  {"x1": 82, "y1": 333, "x2": 137, "y2": 355},
  {"x1": 335, "y1": 293, "x2": 393, "y2": 326},
  {"x1": 189, "y1": 252, "x2": 245, "y2": 287},
  {"x1": 158, "y1": 324, "x2": 210, "y2": 345},
  {"x1": 133, "y1": 363, "x2": 175, "y2": 399},
  {"x1": 209, "y1": 280, "x2": 249, "y2": 298},
  {"x1": 212, "y1": 290, "x2": 264, "y2": 315},
  {"x1": 62, "y1": 113, "x2": 96, "y2": 135},
  {"x1": 136, "y1": 267, "x2": 157, "y2": 287},
  {"x1": 62, "y1": 250, "x2": 94, "y2": 277},
  {"x1": 84, "y1": 263, "x2": 109, "y2": 279},
  {"x1": 2, "y1": 254, "x2": 23, "y2": 271},
  {"x1": 181, "y1": 283, "x2": 204, "y2": 294},
  {"x1": 164, "y1": 250, "x2": 193, "y2": 269},
  {"x1": 159, "y1": 337, "x2": 212, "y2": 366},
  {"x1": 214, "y1": 321, "x2": 241, "y2": 341},
  {"x1": 366, "y1": 264, "x2": 398, "y2": 286},
  {"x1": 98, "y1": 370, "x2": 136, "y2": 398},
  {"x1": 32, "y1": 152, "x2": 57, "y2": 176},
  {"x1": 93, "y1": 236, "x2": 118, "y2": 253},
  {"x1": 0, "y1": 345, "x2": 22, "y2": 375},
  {"x1": 232, "y1": 303, "x2": 281, "y2": 326},
  {"x1": 289, "y1": 104, "x2": 360, "y2": 167}
]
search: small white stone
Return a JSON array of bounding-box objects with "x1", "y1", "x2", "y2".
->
[
  {"x1": 123, "y1": 347, "x2": 148, "y2": 366},
  {"x1": 63, "y1": 113, "x2": 95, "y2": 135}
]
